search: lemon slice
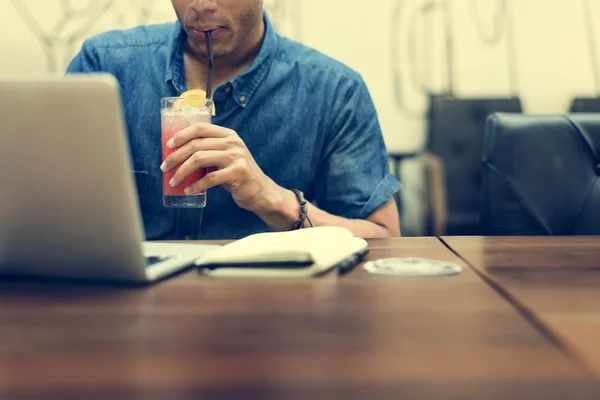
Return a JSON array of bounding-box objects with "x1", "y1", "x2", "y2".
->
[{"x1": 172, "y1": 89, "x2": 216, "y2": 116}]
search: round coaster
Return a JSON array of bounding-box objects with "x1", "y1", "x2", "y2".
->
[{"x1": 363, "y1": 257, "x2": 462, "y2": 277}]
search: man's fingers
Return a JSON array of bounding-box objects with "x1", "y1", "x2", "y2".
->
[
  {"x1": 161, "y1": 138, "x2": 227, "y2": 172},
  {"x1": 167, "y1": 123, "x2": 232, "y2": 148},
  {"x1": 184, "y1": 167, "x2": 232, "y2": 195},
  {"x1": 169, "y1": 151, "x2": 227, "y2": 187}
]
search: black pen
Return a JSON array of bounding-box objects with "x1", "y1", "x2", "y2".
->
[{"x1": 337, "y1": 249, "x2": 369, "y2": 275}]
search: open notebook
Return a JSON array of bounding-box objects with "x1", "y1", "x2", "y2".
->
[{"x1": 195, "y1": 227, "x2": 369, "y2": 278}]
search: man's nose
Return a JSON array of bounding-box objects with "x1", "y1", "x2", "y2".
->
[{"x1": 190, "y1": 0, "x2": 218, "y2": 14}]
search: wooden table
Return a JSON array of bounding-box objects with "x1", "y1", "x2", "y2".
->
[
  {"x1": 0, "y1": 238, "x2": 598, "y2": 399},
  {"x1": 442, "y1": 236, "x2": 600, "y2": 381}
]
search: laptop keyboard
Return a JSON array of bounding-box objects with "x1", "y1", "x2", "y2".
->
[{"x1": 145, "y1": 255, "x2": 175, "y2": 267}]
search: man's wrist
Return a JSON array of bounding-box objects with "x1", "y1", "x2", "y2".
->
[{"x1": 253, "y1": 185, "x2": 301, "y2": 231}]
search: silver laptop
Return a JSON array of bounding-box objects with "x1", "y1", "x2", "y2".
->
[{"x1": 0, "y1": 74, "x2": 221, "y2": 284}]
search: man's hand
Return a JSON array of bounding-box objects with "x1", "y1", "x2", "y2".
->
[
  {"x1": 160, "y1": 122, "x2": 279, "y2": 214},
  {"x1": 160, "y1": 122, "x2": 401, "y2": 238}
]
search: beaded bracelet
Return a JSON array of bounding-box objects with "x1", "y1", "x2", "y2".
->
[{"x1": 290, "y1": 189, "x2": 312, "y2": 230}]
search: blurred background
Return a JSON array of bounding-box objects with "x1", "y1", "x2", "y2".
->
[{"x1": 1, "y1": 0, "x2": 599, "y2": 236}]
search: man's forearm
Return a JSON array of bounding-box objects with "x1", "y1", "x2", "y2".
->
[
  {"x1": 253, "y1": 187, "x2": 398, "y2": 238},
  {"x1": 304, "y1": 203, "x2": 395, "y2": 238}
]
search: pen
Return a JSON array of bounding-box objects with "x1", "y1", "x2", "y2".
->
[{"x1": 337, "y1": 249, "x2": 369, "y2": 275}]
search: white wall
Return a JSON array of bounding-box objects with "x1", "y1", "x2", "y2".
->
[
  {"x1": 2, "y1": 0, "x2": 598, "y2": 147},
  {"x1": 298, "y1": 0, "x2": 600, "y2": 152},
  {"x1": 1, "y1": 0, "x2": 598, "y2": 234}
]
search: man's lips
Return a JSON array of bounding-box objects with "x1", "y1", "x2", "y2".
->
[{"x1": 190, "y1": 27, "x2": 225, "y2": 39}]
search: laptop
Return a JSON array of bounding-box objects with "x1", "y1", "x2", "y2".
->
[{"x1": 0, "y1": 74, "x2": 221, "y2": 284}]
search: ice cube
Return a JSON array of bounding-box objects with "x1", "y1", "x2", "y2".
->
[{"x1": 181, "y1": 104, "x2": 197, "y2": 116}]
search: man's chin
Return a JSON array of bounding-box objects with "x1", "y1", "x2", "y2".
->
[
  {"x1": 187, "y1": 40, "x2": 231, "y2": 59},
  {"x1": 211, "y1": 48, "x2": 233, "y2": 59}
]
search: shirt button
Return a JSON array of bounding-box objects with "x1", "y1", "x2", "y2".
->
[
  {"x1": 225, "y1": 86, "x2": 232, "y2": 94},
  {"x1": 239, "y1": 95, "x2": 246, "y2": 103}
]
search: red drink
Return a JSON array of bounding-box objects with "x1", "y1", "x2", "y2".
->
[{"x1": 161, "y1": 99, "x2": 211, "y2": 208}]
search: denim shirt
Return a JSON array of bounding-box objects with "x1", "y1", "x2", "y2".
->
[{"x1": 66, "y1": 13, "x2": 400, "y2": 240}]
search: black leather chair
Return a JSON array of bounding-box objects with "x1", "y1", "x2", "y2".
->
[
  {"x1": 482, "y1": 113, "x2": 600, "y2": 235},
  {"x1": 570, "y1": 97, "x2": 600, "y2": 113},
  {"x1": 427, "y1": 95, "x2": 523, "y2": 235}
]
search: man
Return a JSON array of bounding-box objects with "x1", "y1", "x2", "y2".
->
[{"x1": 66, "y1": 0, "x2": 401, "y2": 240}]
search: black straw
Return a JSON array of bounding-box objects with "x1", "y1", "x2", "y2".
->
[{"x1": 204, "y1": 31, "x2": 214, "y2": 102}]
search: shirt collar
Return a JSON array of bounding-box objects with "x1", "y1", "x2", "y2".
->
[{"x1": 165, "y1": 12, "x2": 278, "y2": 108}]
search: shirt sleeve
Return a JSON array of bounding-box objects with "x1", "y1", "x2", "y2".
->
[
  {"x1": 314, "y1": 74, "x2": 401, "y2": 220},
  {"x1": 65, "y1": 41, "x2": 99, "y2": 73}
]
